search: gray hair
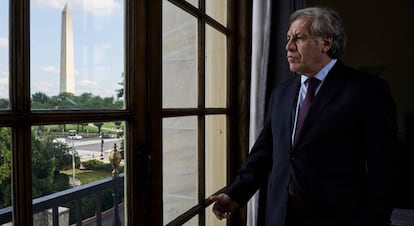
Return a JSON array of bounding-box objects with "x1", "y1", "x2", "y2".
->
[{"x1": 290, "y1": 7, "x2": 347, "y2": 59}]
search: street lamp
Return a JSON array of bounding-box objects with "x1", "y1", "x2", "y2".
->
[
  {"x1": 109, "y1": 144, "x2": 122, "y2": 226},
  {"x1": 109, "y1": 143, "x2": 122, "y2": 178},
  {"x1": 100, "y1": 138, "x2": 104, "y2": 160},
  {"x1": 71, "y1": 138, "x2": 76, "y2": 187}
]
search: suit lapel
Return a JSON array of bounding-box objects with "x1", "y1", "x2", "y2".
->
[
  {"x1": 275, "y1": 76, "x2": 301, "y2": 151},
  {"x1": 293, "y1": 62, "x2": 347, "y2": 148},
  {"x1": 286, "y1": 76, "x2": 301, "y2": 137}
]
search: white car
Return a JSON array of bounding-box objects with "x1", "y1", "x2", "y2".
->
[{"x1": 67, "y1": 134, "x2": 83, "y2": 140}]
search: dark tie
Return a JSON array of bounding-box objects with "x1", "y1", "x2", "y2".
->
[{"x1": 294, "y1": 77, "x2": 320, "y2": 143}]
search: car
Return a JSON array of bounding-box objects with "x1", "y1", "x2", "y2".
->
[
  {"x1": 67, "y1": 134, "x2": 83, "y2": 140},
  {"x1": 99, "y1": 133, "x2": 115, "y2": 139}
]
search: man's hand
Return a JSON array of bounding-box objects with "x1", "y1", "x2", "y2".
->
[{"x1": 208, "y1": 193, "x2": 239, "y2": 220}]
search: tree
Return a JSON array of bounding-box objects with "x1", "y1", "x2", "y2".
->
[
  {"x1": 32, "y1": 92, "x2": 50, "y2": 104},
  {"x1": 116, "y1": 72, "x2": 124, "y2": 99},
  {"x1": 0, "y1": 128, "x2": 11, "y2": 207},
  {"x1": 31, "y1": 91, "x2": 124, "y2": 110},
  {"x1": 0, "y1": 99, "x2": 9, "y2": 110},
  {"x1": 93, "y1": 122, "x2": 104, "y2": 135},
  {"x1": 0, "y1": 128, "x2": 74, "y2": 208}
]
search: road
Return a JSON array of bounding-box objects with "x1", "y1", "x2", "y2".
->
[{"x1": 64, "y1": 137, "x2": 122, "y2": 161}]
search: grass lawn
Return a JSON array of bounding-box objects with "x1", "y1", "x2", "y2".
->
[{"x1": 61, "y1": 169, "x2": 111, "y2": 184}]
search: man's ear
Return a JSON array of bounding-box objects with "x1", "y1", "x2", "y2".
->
[{"x1": 322, "y1": 36, "x2": 333, "y2": 53}]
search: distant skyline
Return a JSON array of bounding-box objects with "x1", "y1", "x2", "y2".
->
[{"x1": 0, "y1": 0, "x2": 124, "y2": 98}]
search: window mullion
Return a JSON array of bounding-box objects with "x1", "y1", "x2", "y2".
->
[
  {"x1": 10, "y1": 0, "x2": 33, "y2": 225},
  {"x1": 198, "y1": 0, "x2": 206, "y2": 225}
]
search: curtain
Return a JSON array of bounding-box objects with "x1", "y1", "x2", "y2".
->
[{"x1": 247, "y1": 0, "x2": 306, "y2": 225}]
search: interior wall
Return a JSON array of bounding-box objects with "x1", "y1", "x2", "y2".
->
[{"x1": 306, "y1": 0, "x2": 414, "y2": 139}]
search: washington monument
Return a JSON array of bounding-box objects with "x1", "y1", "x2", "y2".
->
[{"x1": 60, "y1": 3, "x2": 75, "y2": 94}]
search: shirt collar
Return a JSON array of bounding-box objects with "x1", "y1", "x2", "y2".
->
[{"x1": 300, "y1": 59, "x2": 337, "y2": 84}]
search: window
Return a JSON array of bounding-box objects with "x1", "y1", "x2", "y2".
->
[
  {"x1": 30, "y1": 1, "x2": 124, "y2": 110},
  {"x1": 3, "y1": 1, "x2": 132, "y2": 225},
  {"x1": 1, "y1": 0, "x2": 250, "y2": 225},
  {"x1": 161, "y1": 0, "x2": 231, "y2": 225}
]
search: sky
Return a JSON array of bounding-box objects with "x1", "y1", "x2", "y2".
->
[{"x1": 0, "y1": 0, "x2": 124, "y2": 99}]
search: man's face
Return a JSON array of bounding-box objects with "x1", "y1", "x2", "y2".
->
[{"x1": 286, "y1": 17, "x2": 331, "y2": 76}]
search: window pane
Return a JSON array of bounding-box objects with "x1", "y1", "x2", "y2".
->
[
  {"x1": 205, "y1": 25, "x2": 227, "y2": 108},
  {"x1": 0, "y1": 128, "x2": 12, "y2": 225},
  {"x1": 163, "y1": 116, "x2": 198, "y2": 224},
  {"x1": 206, "y1": 0, "x2": 227, "y2": 26},
  {"x1": 0, "y1": 1, "x2": 9, "y2": 110},
  {"x1": 30, "y1": 1, "x2": 125, "y2": 110},
  {"x1": 205, "y1": 115, "x2": 226, "y2": 197},
  {"x1": 162, "y1": 0, "x2": 198, "y2": 108},
  {"x1": 31, "y1": 122, "x2": 125, "y2": 225},
  {"x1": 182, "y1": 215, "x2": 198, "y2": 226}
]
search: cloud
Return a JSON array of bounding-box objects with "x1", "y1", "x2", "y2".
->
[
  {"x1": 0, "y1": 68, "x2": 8, "y2": 78},
  {"x1": 31, "y1": 81, "x2": 58, "y2": 95},
  {"x1": 31, "y1": 0, "x2": 67, "y2": 10},
  {"x1": 0, "y1": 77, "x2": 8, "y2": 86},
  {"x1": 0, "y1": 38, "x2": 8, "y2": 48},
  {"x1": 102, "y1": 44, "x2": 113, "y2": 50},
  {"x1": 41, "y1": 66, "x2": 60, "y2": 75},
  {"x1": 32, "y1": 0, "x2": 122, "y2": 16},
  {"x1": 77, "y1": 80, "x2": 117, "y2": 97},
  {"x1": 77, "y1": 0, "x2": 122, "y2": 16},
  {"x1": 78, "y1": 79, "x2": 99, "y2": 88},
  {"x1": 0, "y1": 85, "x2": 9, "y2": 99}
]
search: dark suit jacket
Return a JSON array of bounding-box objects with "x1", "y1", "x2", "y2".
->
[{"x1": 226, "y1": 62, "x2": 398, "y2": 226}]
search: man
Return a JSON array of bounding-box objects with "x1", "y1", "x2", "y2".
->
[{"x1": 208, "y1": 7, "x2": 398, "y2": 226}]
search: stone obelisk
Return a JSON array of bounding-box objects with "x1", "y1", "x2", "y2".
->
[{"x1": 60, "y1": 3, "x2": 75, "y2": 94}]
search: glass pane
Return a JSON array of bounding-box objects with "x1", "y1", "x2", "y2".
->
[
  {"x1": 30, "y1": 1, "x2": 125, "y2": 110},
  {"x1": 205, "y1": 115, "x2": 226, "y2": 197},
  {"x1": 0, "y1": 128, "x2": 12, "y2": 225},
  {"x1": 206, "y1": 0, "x2": 227, "y2": 26},
  {"x1": 163, "y1": 117, "x2": 198, "y2": 224},
  {"x1": 162, "y1": 0, "x2": 198, "y2": 108},
  {"x1": 205, "y1": 25, "x2": 227, "y2": 108},
  {"x1": 182, "y1": 215, "x2": 198, "y2": 226},
  {"x1": 0, "y1": 1, "x2": 9, "y2": 110},
  {"x1": 31, "y1": 122, "x2": 125, "y2": 225}
]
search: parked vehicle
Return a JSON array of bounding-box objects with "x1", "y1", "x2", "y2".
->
[
  {"x1": 67, "y1": 134, "x2": 83, "y2": 140},
  {"x1": 99, "y1": 133, "x2": 114, "y2": 139},
  {"x1": 68, "y1": 130, "x2": 83, "y2": 140}
]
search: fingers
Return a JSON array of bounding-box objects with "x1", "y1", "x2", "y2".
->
[
  {"x1": 208, "y1": 193, "x2": 235, "y2": 220},
  {"x1": 207, "y1": 194, "x2": 219, "y2": 202},
  {"x1": 212, "y1": 206, "x2": 232, "y2": 220}
]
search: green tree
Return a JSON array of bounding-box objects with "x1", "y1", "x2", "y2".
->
[
  {"x1": 0, "y1": 128, "x2": 75, "y2": 208},
  {"x1": 32, "y1": 92, "x2": 50, "y2": 104},
  {"x1": 116, "y1": 72, "x2": 124, "y2": 99},
  {"x1": 31, "y1": 91, "x2": 124, "y2": 110},
  {"x1": 0, "y1": 98, "x2": 9, "y2": 110},
  {"x1": 94, "y1": 122, "x2": 104, "y2": 135},
  {"x1": 0, "y1": 128, "x2": 12, "y2": 207},
  {"x1": 32, "y1": 135, "x2": 79, "y2": 198}
]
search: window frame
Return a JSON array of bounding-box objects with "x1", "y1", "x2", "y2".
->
[
  {"x1": 156, "y1": 0, "x2": 251, "y2": 225},
  {"x1": 5, "y1": 0, "x2": 251, "y2": 225},
  {"x1": 160, "y1": 0, "x2": 230, "y2": 225}
]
